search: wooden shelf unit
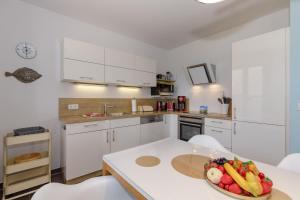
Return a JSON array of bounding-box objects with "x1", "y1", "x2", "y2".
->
[{"x1": 3, "y1": 131, "x2": 52, "y2": 200}]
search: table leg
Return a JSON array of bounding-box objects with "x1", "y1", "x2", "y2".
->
[
  {"x1": 102, "y1": 161, "x2": 147, "y2": 200},
  {"x1": 102, "y1": 162, "x2": 111, "y2": 176}
]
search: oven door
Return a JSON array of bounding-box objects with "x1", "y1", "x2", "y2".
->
[{"x1": 179, "y1": 121, "x2": 202, "y2": 141}]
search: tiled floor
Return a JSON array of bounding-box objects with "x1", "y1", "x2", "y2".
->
[{"x1": 1, "y1": 172, "x2": 64, "y2": 200}]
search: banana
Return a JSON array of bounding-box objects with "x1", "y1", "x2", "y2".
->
[
  {"x1": 248, "y1": 162, "x2": 260, "y2": 175},
  {"x1": 224, "y1": 163, "x2": 252, "y2": 193},
  {"x1": 246, "y1": 172, "x2": 263, "y2": 197}
]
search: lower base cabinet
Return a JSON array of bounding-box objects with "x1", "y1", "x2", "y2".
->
[
  {"x1": 232, "y1": 121, "x2": 286, "y2": 165},
  {"x1": 140, "y1": 121, "x2": 169, "y2": 145},
  {"x1": 65, "y1": 130, "x2": 110, "y2": 180},
  {"x1": 110, "y1": 125, "x2": 140, "y2": 153},
  {"x1": 164, "y1": 114, "x2": 178, "y2": 139}
]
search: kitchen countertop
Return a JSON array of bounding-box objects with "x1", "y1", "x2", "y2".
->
[{"x1": 60, "y1": 111, "x2": 231, "y2": 124}]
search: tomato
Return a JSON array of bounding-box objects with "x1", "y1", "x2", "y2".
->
[
  {"x1": 217, "y1": 166, "x2": 225, "y2": 174},
  {"x1": 258, "y1": 172, "x2": 265, "y2": 179},
  {"x1": 218, "y1": 182, "x2": 225, "y2": 189}
]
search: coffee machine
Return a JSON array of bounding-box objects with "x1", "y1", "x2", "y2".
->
[{"x1": 177, "y1": 96, "x2": 186, "y2": 112}]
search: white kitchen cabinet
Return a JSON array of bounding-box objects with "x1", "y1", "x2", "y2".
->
[
  {"x1": 135, "y1": 55, "x2": 156, "y2": 73},
  {"x1": 205, "y1": 118, "x2": 232, "y2": 150},
  {"x1": 205, "y1": 126, "x2": 232, "y2": 149},
  {"x1": 105, "y1": 66, "x2": 134, "y2": 86},
  {"x1": 110, "y1": 125, "x2": 140, "y2": 153},
  {"x1": 232, "y1": 121, "x2": 285, "y2": 165},
  {"x1": 135, "y1": 71, "x2": 156, "y2": 87},
  {"x1": 63, "y1": 59, "x2": 105, "y2": 83},
  {"x1": 232, "y1": 28, "x2": 287, "y2": 125},
  {"x1": 105, "y1": 66, "x2": 156, "y2": 87},
  {"x1": 64, "y1": 38, "x2": 105, "y2": 64},
  {"x1": 163, "y1": 114, "x2": 178, "y2": 139},
  {"x1": 65, "y1": 130, "x2": 110, "y2": 180},
  {"x1": 105, "y1": 48, "x2": 135, "y2": 69},
  {"x1": 141, "y1": 121, "x2": 167, "y2": 145}
]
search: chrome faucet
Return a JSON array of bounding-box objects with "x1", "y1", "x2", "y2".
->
[{"x1": 104, "y1": 104, "x2": 113, "y2": 115}]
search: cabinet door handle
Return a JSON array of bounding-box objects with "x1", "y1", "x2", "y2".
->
[
  {"x1": 143, "y1": 82, "x2": 150, "y2": 85},
  {"x1": 84, "y1": 123, "x2": 98, "y2": 128},
  {"x1": 80, "y1": 76, "x2": 93, "y2": 80},
  {"x1": 211, "y1": 121, "x2": 223, "y2": 124},
  {"x1": 211, "y1": 129, "x2": 223, "y2": 134},
  {"x1": 233, "y1": 123, "x2": 237, "y2": 135},
  {"x1": 106, "y1": 131, "x2": 109, "y2": 143},
  {"x1": 112, "y1": 130, "x2": 115, "y2": 142},
  {"x1": 116, "y1": 80, "x2": 126, "y2": 83}
]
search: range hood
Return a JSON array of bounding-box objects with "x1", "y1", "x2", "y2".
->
[{"x1": 187, "y1": 63, "x2": 216, "y2": 85}]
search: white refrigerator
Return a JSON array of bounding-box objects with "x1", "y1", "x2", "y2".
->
[{"x1": 232, "y1": 28, "x2": 289, "y2": 165}]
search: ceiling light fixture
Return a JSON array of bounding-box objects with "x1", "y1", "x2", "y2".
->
[{"x1": 196, "y1": 0, "x2": 225, "y2": 4}]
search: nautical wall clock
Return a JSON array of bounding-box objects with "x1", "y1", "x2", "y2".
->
[{"x1": 16, "y1": 42, "x2": 37, "y2": 59}]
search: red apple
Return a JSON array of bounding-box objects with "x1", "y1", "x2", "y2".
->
[
  {"x1": 229, "y1": 183, "x2": 242, "y2": 195},
  {"x1": 221, "y1": 173, "x2": 233, "y2": 185}
]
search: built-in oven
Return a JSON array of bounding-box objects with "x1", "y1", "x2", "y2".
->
[{"x1": 179, "y1": 116, "x2": 203, "y2": 141}]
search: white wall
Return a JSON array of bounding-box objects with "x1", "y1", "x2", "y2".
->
[
  {"x1": 164, "y1": 8, "x2": 290, "y2": 113},
  {"x1": 0, "y1": 0, "x2": 167, "y2": 181}
]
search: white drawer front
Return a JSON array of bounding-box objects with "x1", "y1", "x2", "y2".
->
[
  {"x1": 205, "y1": 126, "x2": 232, "y2": 149},
  {"x1": 66, "y1": 121, "x2": 109, "y2": 135},
  {"x1": 205, "y1": 118, "x2": 232, "y2": 130},
  {"x1": 110, "y1": 117, "x2": 140, "y2": 129}
]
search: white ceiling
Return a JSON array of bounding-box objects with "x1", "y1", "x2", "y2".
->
[{"x1": 21, "y1": 0, "x2": 289, "y2": 49}]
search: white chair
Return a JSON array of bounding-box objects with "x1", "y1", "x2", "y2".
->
[
  {"x1": 31, "y1": 176, "x2": 134, "y2": 200},
  {"x1": 277, "y1": 153, "x2": 300, "y2": 174},
  {"x1": 188, "y1": 135, "x2": 230, "y2": 153}
]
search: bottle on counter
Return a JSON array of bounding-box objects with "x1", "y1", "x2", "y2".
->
[{"x1": 131, "y1": 98, "x2": 137, "y2": 113}]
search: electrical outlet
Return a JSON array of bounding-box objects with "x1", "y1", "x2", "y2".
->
[
  {"x1": 68, "y1": 104, "x2": 79, "y2": 110},
  {"x1": 297, "y1": 103, "x2": 300, "y2": 111}
]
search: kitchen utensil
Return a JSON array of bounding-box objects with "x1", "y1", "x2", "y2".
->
[{"x1": 218, "y1": 98, "x2": 223, "y2": 104}]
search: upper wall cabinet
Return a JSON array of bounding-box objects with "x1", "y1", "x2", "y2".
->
[
  {"x1": 63, "y1": 59, "x2": 105, "y2": 84},
  {"x1": 64, "y1": 38, "x2": 105, "y2": 64},
  {"x1": 62, "y1": 38, "x2": 157, "y2": 86},
  {"x1": 135, "y1": 55, "x2": 156, "y2": 73},
  {"x1": 105, "y1": 48, "x2": 156, "y2": 73},
  {"x1": 62, "y1": 38, "x2": 105, "y2": 84},
  {"x1": 105, "y1": 48, "x2": 135, "y2": 69}
]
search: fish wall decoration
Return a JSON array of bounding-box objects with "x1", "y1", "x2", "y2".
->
[{"x1": 5, "y1": 67, "x2": 42, "y2": 83}]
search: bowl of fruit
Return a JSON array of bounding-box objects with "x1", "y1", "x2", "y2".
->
[{"x1": 204, "y1": 157, "x2": 273, "y2": 200}]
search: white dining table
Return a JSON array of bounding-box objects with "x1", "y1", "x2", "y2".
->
[{"x1": 103, "y1": 138, "x2": 300, "y2": 200}]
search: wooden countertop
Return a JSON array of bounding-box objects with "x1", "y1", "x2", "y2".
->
[{"x1": 60, "y1": 111, "x2": 231, "y2": 124}]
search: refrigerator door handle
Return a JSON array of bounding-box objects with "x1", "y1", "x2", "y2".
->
[
  {"x1": 233, "y1": 107, "x2": 237, "y2": 120},
  {"x1": 233, "y1": 122, "x2": 237, "y2": 135}
]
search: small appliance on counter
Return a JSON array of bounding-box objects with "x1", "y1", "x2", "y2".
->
[
  {"x1": 178, "y1": 96, "x2": 187, "y2": 112},
  {"x1": 156, "y1": 100, "x2": 176, "y2": 112},
  {"x1": 151, "y1": 72, "x2": 175, "y2": 96}
]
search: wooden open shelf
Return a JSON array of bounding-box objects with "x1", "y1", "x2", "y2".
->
[
  {"x1": 3, "y1": 132, "x2": 52, "y2": 199},
  {"x1": 6, "y1": 174, "x2": 50, "y2": 195},
  {"x1": 157, "y1": 79, "x2": 175, "y2": 85},
  {"x1": 6, "y1": 152, "x2": 49, "y2": 175},
  {"x1": 6, "y1": 132, "x2": 50, "y2": 146}
]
